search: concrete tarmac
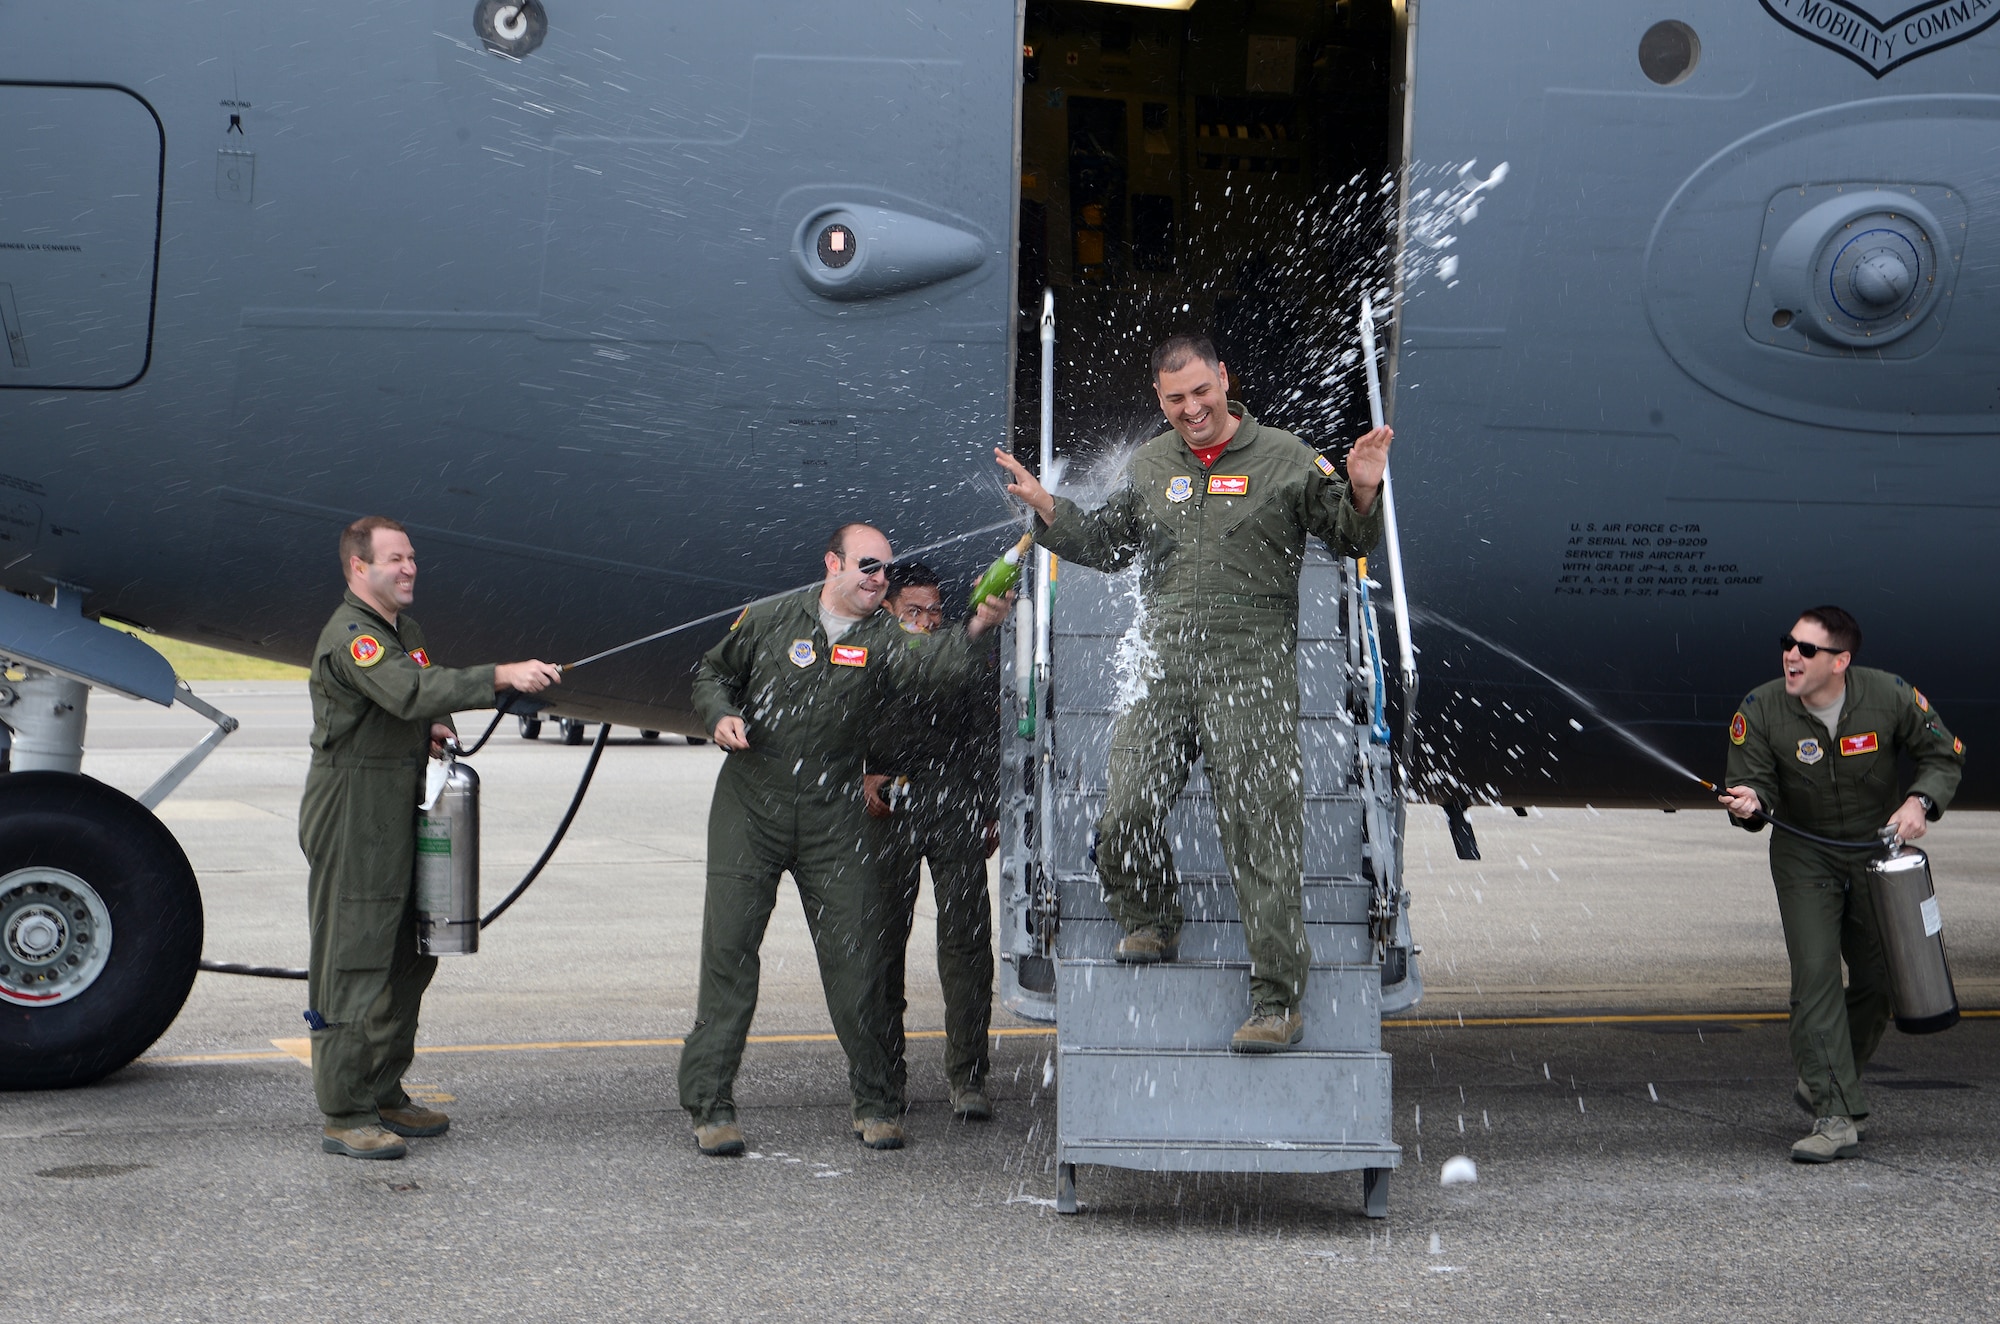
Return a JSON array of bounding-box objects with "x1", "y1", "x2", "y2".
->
[{"x1": 4, "y1": 683, "x2": 1997, "y2": 1321}]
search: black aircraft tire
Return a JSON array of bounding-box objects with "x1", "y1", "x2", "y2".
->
[
  {"x1": 0, "y1": 773, "x2": 203, "y2": 1091},
  {"x1": 561, "y1": 719, "x2": 585, "y2": 746}
]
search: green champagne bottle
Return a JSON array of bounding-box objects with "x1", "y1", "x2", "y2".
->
[{"x1": 968, "y1": 532, "x2": 1035, "y2": 610}]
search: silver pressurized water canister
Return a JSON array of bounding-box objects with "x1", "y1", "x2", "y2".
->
[
  {"x1": 1868, "y1": 834, "x2": 1958, "y2": 1034},
  {"x1": 416, "y1": 756, "x2": 481, "y2": 956}
]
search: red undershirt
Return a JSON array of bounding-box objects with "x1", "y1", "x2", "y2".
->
[{"x1": 1189, "y1": 439, "x2": 1229, "y2": 469}]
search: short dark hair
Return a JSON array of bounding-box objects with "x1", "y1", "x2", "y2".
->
[
  {"x1": 1797, "y1": 605, "x2": 1861, "y2": 654},
  {"x1": 1149, "y1": 334, "x2": 1220, "y2": 383},
  {"x1": 826, "y1": 522, "x2": 879, "y2": 559},
  {"x1": 340, "y1": 516, "x2": 406, "y2": 571},
  {"x1": 886, "y1": 560, "x2": 941, "y2": 599}
]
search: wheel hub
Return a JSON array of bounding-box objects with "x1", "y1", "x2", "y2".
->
[{"x1": 0, "y1": 868, "x2": 114, "y2": 1006}]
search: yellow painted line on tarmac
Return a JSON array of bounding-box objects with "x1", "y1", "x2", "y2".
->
[
  {"x1": 1390, "y1": 1009, "x2": 2000, "y2": 1029},
  {"x1": 144, "y1": 1011, "x2": 1997, "y2": 1066},
  {"x1": 145, "y1": 1049, "x2": 298, "y2": 1064},
  {"x1": 1388, "y1": 1011, "x2": 1787, "y2": 1029}
]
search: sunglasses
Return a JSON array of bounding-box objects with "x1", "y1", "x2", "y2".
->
[
  {"x1": 1780, "y1": 634, "x2": 1847, "y2": 659},
  {"x1": 844, "y1": 555, "x2": 889, "y2": 577}
]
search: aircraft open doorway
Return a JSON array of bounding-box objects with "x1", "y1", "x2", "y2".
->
[{"x1": 1011, "y1": 0, "x2": 1401, "y2": 468}]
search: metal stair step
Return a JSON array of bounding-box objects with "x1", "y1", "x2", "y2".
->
[
  {"x1": 1057, "y1": 1045, "x2": 1395, "y2": 1154},
  {"x1": 1056, "y1": 957, "x2": 1383, "y2": 1051}
]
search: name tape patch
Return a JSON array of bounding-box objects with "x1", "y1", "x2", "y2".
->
[
  {"x1": 350, "y1": 635, "x2": 384, "y2": 668},
  {"x1": 831, "y1": 644, "x2": 869, "y2": 668},
  {"x1": 1840, "y1": 731, "x2": 1879, "y2": 757},
  {"x1": 1208, "y1": 474, "x2": 1249, "y2": 496}
]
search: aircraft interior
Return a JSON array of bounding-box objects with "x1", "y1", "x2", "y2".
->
[{"x1": 1012, "y1": 0, "x2": 1400, "y2": 466}]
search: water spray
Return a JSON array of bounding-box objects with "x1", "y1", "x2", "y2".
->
[{"x1": 561, "y1": 517, "x2": 1024, "y2": 672}]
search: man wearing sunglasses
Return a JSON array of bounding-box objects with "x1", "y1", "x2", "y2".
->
[
  {"x1": 1718, "y1": 606, "x2": 1963, "y2": 1163},
  {"x1": 681, "y1": 525, "x2": 1012, "y2": 1158},
  {"x1": 863, "y1": 561, "x2": 1003, "y2": 1123},
  {"x1": 994, "y1": 333, "x2": 1390, "y2": 1053}
]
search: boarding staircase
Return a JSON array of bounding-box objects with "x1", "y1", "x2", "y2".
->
[{"x1": 996, "y1": 546, "x2": 1421, "y2": 1218}]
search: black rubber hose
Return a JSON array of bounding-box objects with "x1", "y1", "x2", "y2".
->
[
  {"x1": 480, "y1": 719, "x2": 610, "y2": 928},
  {"x1": 197, "y1": 959, "x2": 307, "y2": 980},
  {"x1": 452, "y1": 707, "x2": 509, "y2": 758},
  {"x1": 198, "y1": 717, "x2": 610, "y2": 978},
  {"x1": 1751, "y1": 808, "x2": 1889, "y2": 852}
]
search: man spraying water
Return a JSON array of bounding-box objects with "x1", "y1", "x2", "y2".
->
[
  {"x1": 994, "y1": 334, "x2": 1394, "y2": 1052},
  {"x1": 1717, "y1": 606, "x2": 1964, "y2": 1163}
]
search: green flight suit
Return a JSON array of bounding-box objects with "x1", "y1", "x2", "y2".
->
[
  {"x1": 681, "y1": 588, "x2": 986, "y2": 1126},
  {"x1": 300, "y1": 591, "x2": 495, "y2": 1128},
  {"x1": 1037, "y1": 404, "x2": 1383, "y2": 1014},
  {"x1": 869, "y1": 654, "x2": 1001, "y2": 1099},
  {"x1": 1724, "y1": 666, "x2": 1964, "y2": 1119}
]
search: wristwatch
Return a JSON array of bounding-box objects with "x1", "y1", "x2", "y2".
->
[{"x1": 1913, "y1": 792, "x2": 1937, "y2": 816}]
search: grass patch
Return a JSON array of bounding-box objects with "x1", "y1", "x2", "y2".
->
[{"x1": 103, "y1": 622, "x2": 307, "y2": 681}]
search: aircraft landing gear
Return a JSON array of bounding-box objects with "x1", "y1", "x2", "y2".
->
[
  {"x1": 0, "y1": 772, "x2": 203, "y2": 1089},
  {"x1": 640, "y1": 729, "x2": 660, "y2": 741},
  {"x1": 559, "y1": 718, "x2": 586, "y2": 745},
  {"x1": 518, "y1": 715, "x2": 543, "y2": 740}
]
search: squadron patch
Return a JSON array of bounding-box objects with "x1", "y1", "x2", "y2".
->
[
  {"x1": 350, "y1": 635, "x2": 384, "y2": 668},
  {"x1": 1914, "y1": 688, "x2": 1930, "y2": 712},
  {"x1": 1729, "y1": 712, "x2": 1747, "y2": 745},
  {"x1": 830, "y1": 644, "x2": 869, "y2": 668},
  {"x1": 1207, "y1": 474, "x2": 1249, "y2": 496},
  {"x1": 1839, "y1": 732, "x2": 1879, "y2": 757},
  {"x1": 730, "y1": 607, "x2": 749, "y2": 632},
  {"x1": 1165, "y1": 475, "x2": 1194, "y2": 503},
  {"x1": 788, "y1": 638, "x2": 816, "y2": 668},
  {"x1": 1795, "y1": 737, "x2": 1824, "y2": 765},
  {"x1": 1954, "y1": 737, "x2": 1965, "y2": 755},
  {"x1": 409, "y1": 648, "x2": 431, "y2": 668},
  {"x1": 1315, "y1": 454, "x2": 1337, "y2": 477}
]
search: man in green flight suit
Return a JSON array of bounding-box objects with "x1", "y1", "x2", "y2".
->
[
  {"x1": 682, "y1": 523, "x2": 1011, "y2": 1156},
  {"x1": 1718, "y1": 606, "x2": 1963, "y2": 1163},
  {"x1": 993, "y1": 334, "x2": 1393, "y2": 1052},
  {"x1": 863, "y1": 561, "x2": 1002, "y2": 1121},
  {"x1": 303, "y1": 515, "x2": 563, "y2": 1160}
]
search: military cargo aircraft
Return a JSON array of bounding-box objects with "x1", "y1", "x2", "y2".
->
[{"x1": 4, "y1": 0, "x2": 1995, "y2": 1084}]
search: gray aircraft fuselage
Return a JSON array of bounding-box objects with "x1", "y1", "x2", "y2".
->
[{"x1": 3, "y1": 0, "x2": 1995, "y2": 807}]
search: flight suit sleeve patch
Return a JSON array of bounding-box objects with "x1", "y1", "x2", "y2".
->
[
  {"x1": 1729, "y1": 712, "x2": 1747, "y2": 745},
  {"x1": 1954, "y1": 736, "x2": 1965, "y2": 755},
  {"x1": 1314, "y1": 454, "x2": 1337, "y2": 477},
  {"x1": 730, "y1": 607, "x2": 748, "y2": 631},
  {"x1": 1838, "y1": 731, "x2": 1878, "y2": 756},
  {"x1": 408, "y1": 648, "x2": 431, "y2": 668},
  {"x1": 350, "y1": 635, "x2": 384, "y2": 668},
  {"x1": 830, "y1": 644, "x2": 869, "y2": 667}
]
